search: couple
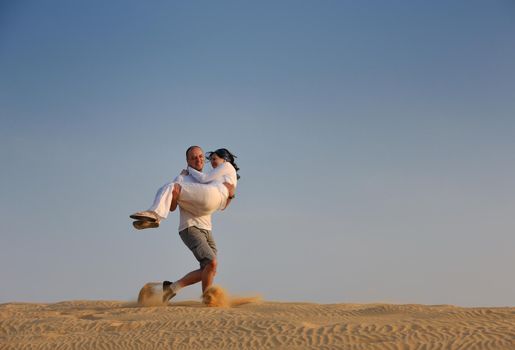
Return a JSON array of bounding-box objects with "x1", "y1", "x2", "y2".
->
[{"x1": 130, "y1": 146, "x2": 240, "y2": 302}]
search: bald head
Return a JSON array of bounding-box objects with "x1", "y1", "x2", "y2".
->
[{"x1": 186, "y1": 146, "x2": 204, "y2": 171}]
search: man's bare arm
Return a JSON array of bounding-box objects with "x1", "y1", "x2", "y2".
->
[
  {"x1": 170, "y1": 184, "x2": 181, "y2": 211},
  {"x1": 222, "y1": 182, "x2": 235, "y2": 210}
]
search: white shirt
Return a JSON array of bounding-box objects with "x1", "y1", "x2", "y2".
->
[{"x1": 173, "y1": 173, "x2": 212, "y2": 232}]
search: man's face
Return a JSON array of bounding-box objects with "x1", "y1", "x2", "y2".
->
[{"x1": 187, "y1": 147, "x2": 204, "y2": 171}]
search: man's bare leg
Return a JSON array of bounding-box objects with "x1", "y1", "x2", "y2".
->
[
  {"x1": 163, "y1": 260, "x2": 216, "y2": 302},
  {"x1": 201, "y1": 259, "x2": 217, "y2": 292},
  {"x1": 174, "y1": 259, "x2": 216, "y2": 292},
  {"x1": 176, "y1": 268, "x2": 202, "y2": 288},
  {"x1": 169, "y1": 184, "x2": 181, "y2": 212},
  {"x1": 163, "y1": 268, "x2": 202, "y2": 302}
]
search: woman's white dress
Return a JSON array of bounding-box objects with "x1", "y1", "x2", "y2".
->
[{"x1": 148, "y1": 162, "x2": 238, "y2": 219}]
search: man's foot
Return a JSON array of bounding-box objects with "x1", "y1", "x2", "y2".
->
[
  {"x1": 162, "y1": 281, "x2": 177, "y2": 303},
  {"x1": 130, "y1": 211, "x2": 159, "y2": 222},
  {"x1": 133, "y1": 220, "x2": 160, "y2": 230}
]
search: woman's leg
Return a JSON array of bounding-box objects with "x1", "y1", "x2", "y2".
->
[
  {"x1": 134, "y1": 181, "x2": 217, "y2": 222},
  {"x1": 147, "y1": 182, "x2": 177, "y2": 219},
  {"x1": 131, "y1": 182, "x2": 180, "y2": 224}
]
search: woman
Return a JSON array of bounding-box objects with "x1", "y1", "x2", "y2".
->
[{"x1": 130, "y1": 148, "x2": 240, "y2": 230}]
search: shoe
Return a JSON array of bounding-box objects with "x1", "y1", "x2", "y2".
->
[
  {"x1": 162, "y1": 281, "x2": 177, "y2": 303},
  {"x1": 133, "y1": 220, "x2": 159, "y2": 230},
  {"x1": 130, "y1": 211, "x2": 159, "y2": 222}
]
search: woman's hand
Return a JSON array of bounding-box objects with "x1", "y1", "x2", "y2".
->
[{"x1": 180, "y1": 169, "x2": 189, "y2": 176}]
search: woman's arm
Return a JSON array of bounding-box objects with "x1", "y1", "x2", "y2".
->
[{"x1": 188, "y1": 163, "x2": 232, "y2": 184}]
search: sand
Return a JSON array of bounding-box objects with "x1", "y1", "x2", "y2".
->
[{"x1": 1, "y1": 297, "x2": 514, "y2": 349}]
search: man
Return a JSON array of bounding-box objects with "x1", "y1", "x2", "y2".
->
[{"x1": 162, "y1": 145, "x2": 234, "y2": 302}]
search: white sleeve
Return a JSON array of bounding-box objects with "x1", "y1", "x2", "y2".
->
[
  {"x1": 173, "y1": 174, "x2": 184, "y2": 183},
  {"x1": 188, "y1": 163, "x2": 231, "y2": 184}
]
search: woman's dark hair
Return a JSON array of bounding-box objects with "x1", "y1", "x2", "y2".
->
[{"x1": 206, "y1": 148, "x2": 241, "y2": 180}]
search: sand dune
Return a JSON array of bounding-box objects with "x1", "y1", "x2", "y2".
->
[{"x1": 1, "y1": 299, "x2": 514, "y2": 349}]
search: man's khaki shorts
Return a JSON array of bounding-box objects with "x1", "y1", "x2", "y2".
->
[{"x1": 179, "y1": 226, "x2": 217, "y2": 268}]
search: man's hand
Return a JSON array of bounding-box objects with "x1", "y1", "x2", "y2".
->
[
  {"x1": 180, "y1": 169, "x2": 189, "y2": 176},
  {"x1": 223, "y1": 182, "x2": 235, "y2": 198},
  {"x1": 222, "y1": 182, "x2": 235, "y2": 210}
]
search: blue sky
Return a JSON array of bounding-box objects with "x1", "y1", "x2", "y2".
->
[{"x1": 1, "y1": 0, "x2": 514, "y2": 306}]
